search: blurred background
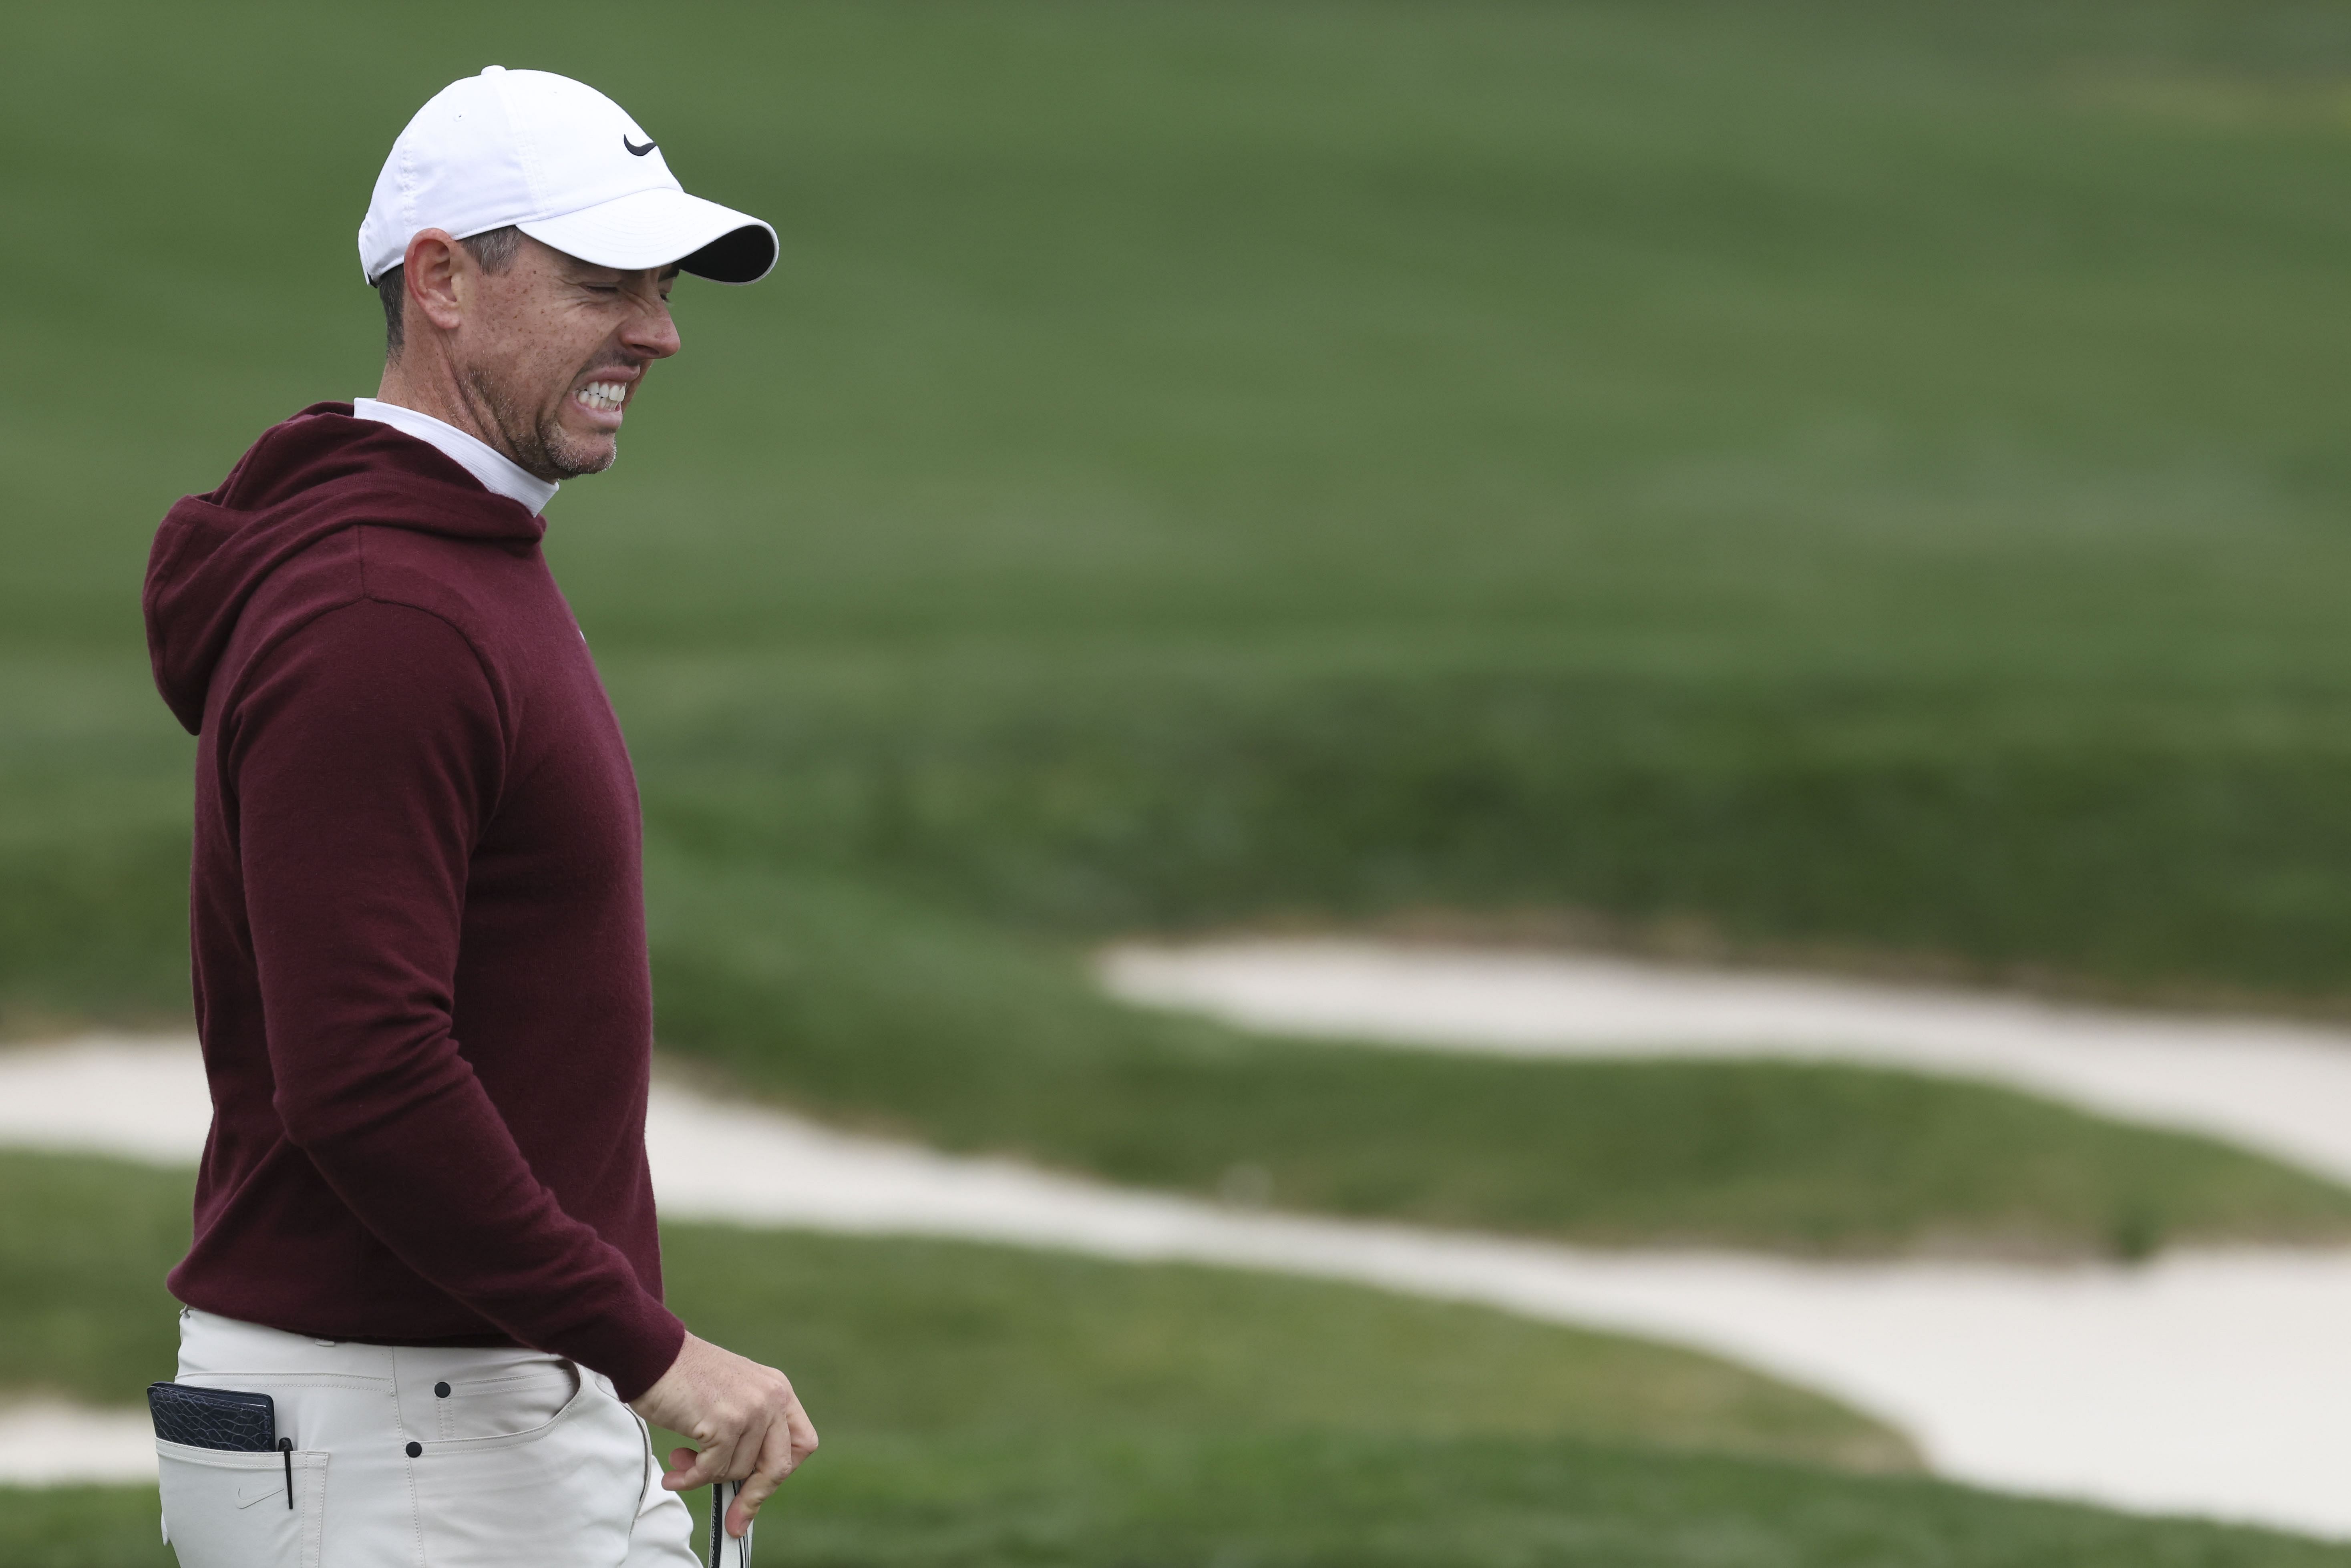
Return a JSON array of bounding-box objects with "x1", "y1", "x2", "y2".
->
[{"x1": 14, "y1": 0, "x2": 2351, "y2": 1562}]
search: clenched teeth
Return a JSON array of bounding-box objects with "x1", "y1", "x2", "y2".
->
[{"x1": 575, "y1": 381, "x2": 627, "y2": 413}]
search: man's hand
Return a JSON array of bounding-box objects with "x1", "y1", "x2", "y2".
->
[{"x1": 629, "y1": 1333, "x2": 819, "y2": 1538}]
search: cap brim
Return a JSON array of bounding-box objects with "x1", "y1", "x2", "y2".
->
[{"x1": 517, "y1": 187, "x2": 777, "y2": 284}]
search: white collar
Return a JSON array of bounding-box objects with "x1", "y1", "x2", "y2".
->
[{"x1": 350, "y1": 397, "x2": 560, "y2": 515}]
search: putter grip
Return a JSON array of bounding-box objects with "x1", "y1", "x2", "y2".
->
[{"x1": 709, "y1": 1480, "x2": 754, "y2": 1567}]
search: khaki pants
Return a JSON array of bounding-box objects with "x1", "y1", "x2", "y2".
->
[{"x1": 159, "y1": 1309, "x2": 697, "y2": 1568}]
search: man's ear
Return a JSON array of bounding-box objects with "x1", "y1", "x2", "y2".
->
[{"x1": 402, "y1": 229, "x2": 469, "y2": 335}]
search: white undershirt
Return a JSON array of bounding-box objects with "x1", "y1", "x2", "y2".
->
[{"x1": 350, "y1": 397, "x2": 560, "y2": 516}]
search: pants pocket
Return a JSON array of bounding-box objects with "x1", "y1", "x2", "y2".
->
[
  {"x1": 410, "y1": 1374, "x2": 642, "y2": 1568},
  {"x1": 156, "y1": 1439, "x2": 327, "y2": 1568},
  {"x1": 434, "y1": 1358, "x2": 579, "y2": 1441}
]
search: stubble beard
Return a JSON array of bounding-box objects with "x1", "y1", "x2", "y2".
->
[{"x1": 466, "y1": 365, "x2": 617, "y2": 482}]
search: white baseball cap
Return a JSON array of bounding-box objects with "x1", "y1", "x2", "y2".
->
[{"x1": 357, "y1": 66, "x2": 776, "y2": 287}]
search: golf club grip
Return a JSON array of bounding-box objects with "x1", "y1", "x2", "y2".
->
[{"x1": 708, "y1": 1480, "x2": 753, "y2": 1567}]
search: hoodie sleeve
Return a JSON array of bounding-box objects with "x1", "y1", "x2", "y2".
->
[{"x1": 227, "y1": 597, "x2": 684, "y2": 1399}]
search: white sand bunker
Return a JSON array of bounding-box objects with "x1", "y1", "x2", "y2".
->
[
  {"x1": 1105, "y1": 939, "x2": 2351, "y2": 1187},
  {"x1": 0, "y1": 1402, "x2": 159, "y2": 1486},
  {"x1": 13, "y1": 1036, "x2": 2351, "y2": 1539}
]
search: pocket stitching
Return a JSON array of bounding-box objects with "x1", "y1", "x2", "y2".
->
[
  {"x1": 156, "y1": 1438, "x2": 300, "y2": 1469},
  {"x1": 413, "y1": 1367, "x2": 592, "y2": 1456},
  {"x1": 155, "y1": 1444, "x2": 326, "y2": 1568},
  {"x1": 424, "y1": 1360, "x2": 580, "y2": 1443}
]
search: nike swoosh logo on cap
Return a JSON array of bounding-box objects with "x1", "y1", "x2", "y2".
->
[{"x1": 623, "y1": 135, "x2": 657, "y2": 156}]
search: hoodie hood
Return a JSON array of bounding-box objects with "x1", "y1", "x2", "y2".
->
[{"x1": 144, "y1": 403, "x2": 547, "y2": 734}]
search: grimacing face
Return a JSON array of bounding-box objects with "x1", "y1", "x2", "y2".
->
[{"x1": 457, "y1": 237, "x2": 683, "y2": 482}]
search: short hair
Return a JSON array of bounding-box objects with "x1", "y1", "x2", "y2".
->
[{"x1": 375, "y1": 227, "x2": 525, "y2": 358}]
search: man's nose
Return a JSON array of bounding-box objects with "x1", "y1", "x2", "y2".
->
[{"x1": 624, "y1": 297, "x2": 682, "y2": 361}]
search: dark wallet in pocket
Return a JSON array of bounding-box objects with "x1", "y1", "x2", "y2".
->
[{"x1": 148, "y1": 1382, "x2": 277, "y2": 1452}]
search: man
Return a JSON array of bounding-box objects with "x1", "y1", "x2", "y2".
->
[{"x1": 140, "y1": 67, "x2": 814, "y2": 1564}]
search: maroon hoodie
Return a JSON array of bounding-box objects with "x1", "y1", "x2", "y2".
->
[{"x1": 143, "y1": 402, "x2": 683, "y2": 1400}]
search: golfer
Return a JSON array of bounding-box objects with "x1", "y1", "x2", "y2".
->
[{"x1": 139, "y1": 67, "x2": 813, "y2": 1564}]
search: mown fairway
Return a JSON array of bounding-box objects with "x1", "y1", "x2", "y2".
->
[
  {"x1": 10, "y1": 0, "x2": 2351, "y2": 1256},
  {"x1": 0, "y1": 1152, "x2": 1901, "y2": 1468},
  {"x1": 16, "y1": 0, "x2": 2351, "y2": 998},
  {"x1": 12, "y1": 0, "x2": 2351, "y2": 1555},
  {"x1": 16, "y1": 1152, "x2": 2351, "y2": 1567},
  {"x1": 28, "y1": 1444, "x2": 2351, "y2": 1568}
]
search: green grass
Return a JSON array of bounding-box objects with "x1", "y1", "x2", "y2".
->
[
  {"x1": 0, "y1": 1156, "x2": 187, "y2": 1402},
  {"x1": 0, "y1": 1152, "x2": 1900, "y2": 1465},
  {"x1": 657, "y1": 1224, "x2": 1902, "y2": 1467},
  {"x1": 20, "y1": 1, "x2": 2351, "y2": 1246},
  {"x1": 22, "y1": 0, "x2": 2351, "y2": 991},
  {"x1": 15, "y1": 0, "x2": 2351, "y2": 1252},
  {"x1": 0, "y1": 1489, "x2": 173, "y2": 1568},
  {"x1": 19, "y1": 1439, "x2": 2351, "y2": 1568},
  {"x1": 651, "y1": 861, "x2": 2351, "y2": 1258},
  {"x1": 631, "y1": 1434, "x2": 2351, "y2": 1568},
  {"x1": 9, "y1": 1154, "x2": 2350, "y2": 1568},
  {"x1": 20, "y1": 3, "x2": 2351, "y2": 1557}
]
